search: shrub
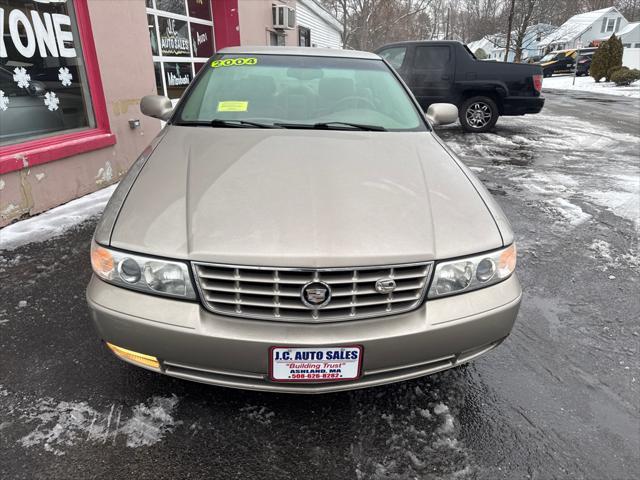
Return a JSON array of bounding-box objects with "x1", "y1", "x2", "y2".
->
[
  {"x1": 590, "y1": 34, "x2": 624, "y2": 82},
  {"x1": 611, "y1": 68, "x2": 640, "y2": 86},
  {"x1": 607, "y1": 65, "x2": 625, "y2": 80},
  {"x1": 590, "y1": 42, "x2": 609, "y2": 82},
  {"x1": 606, "y1": 34, "x2": 624, "y2": 81},
  {"x1": 475, "y1": 48, "x2": 488, "y2": 60}
]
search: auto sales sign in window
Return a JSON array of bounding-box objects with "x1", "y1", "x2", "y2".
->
[{"x1": 146, "y1": 0, "x2": 215, "y2": 100}]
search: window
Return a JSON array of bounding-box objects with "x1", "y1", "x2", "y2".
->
[
  {"x1": 635, "y1": 43, "x2": 640, "y2": 48},
  {"x1": 146, "y1": 0, "x2": 215, "y2": 100},
  {"x1": 606, "y1": 18, "x2": 616, "y2": 33},
  {"x1": 177, "y1": 54, "x2": 426, "y2": 132},
  {"x1": 379, "y1": 47, "x2": 407, "y2": 70},
  {"x1": 299, "y1": 26, "x2": 311, "y2": 47},
  {"x1": 413, "y1": 46, "x2": 451, "y2": 69},
  {"x1": 0, "y1": 0, "x2": 113, "y2": 173},
  {"x1": 0, "y1": 0, "x2": 96, "y2": 146},
  {"x1": 623, "y1": 43, "x2": 631, "y2": 48}
]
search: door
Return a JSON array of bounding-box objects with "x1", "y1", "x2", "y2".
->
[{"x1": 407, "y1": 45, "x2": 454, "y2": 109}]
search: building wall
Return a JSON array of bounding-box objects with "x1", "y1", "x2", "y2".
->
[
  {"x1": 296, "y1": 0, "x2": 342, "y2": 48},
  {"x1": 622, "y1": 48, "x2": 640, "y2": 69},
  {"x1": 0, "y1": 0, "x2": 160, "y2": 227},
  {"x1": 620, "y1": 26, "x2": 640, "y2": 47},
  {"x1": 237, "y1": 0, "x2": 297, "y2": 46},
  {"x1": 213, "y1": 0, "x2": 241, "y2": 49}
]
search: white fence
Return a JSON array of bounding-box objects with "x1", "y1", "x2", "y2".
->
[{"x1": 622, "y1": 48, "x2": 640, "y2": 69}]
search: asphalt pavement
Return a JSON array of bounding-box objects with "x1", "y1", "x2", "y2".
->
[{"x1": 1, "y1": 90, "x2": 638, "y2": 479}]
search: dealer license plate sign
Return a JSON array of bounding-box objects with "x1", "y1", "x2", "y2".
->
[{"x1": 269, "y1": 346, "x2": 363, "y2": 382}]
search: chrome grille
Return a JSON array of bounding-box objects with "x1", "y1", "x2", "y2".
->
[{"x1": 192, "y1": 262, "x2": 432, "y2": 323}]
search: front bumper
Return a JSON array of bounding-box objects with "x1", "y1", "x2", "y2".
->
[
  {"x1": 86, "y1": 274, "x2": 522, "y2": 393},
  {"x1": 502, "y1": 96, "x2": 545, "y2": 116}
]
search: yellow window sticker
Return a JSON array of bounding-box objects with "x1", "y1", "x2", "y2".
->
[
  {"x1": 211, "y1": 57, "x2": 258, "y2": 68},
  {"x1": 217, "y1": 101, "x2": 249, "y2": 112}
]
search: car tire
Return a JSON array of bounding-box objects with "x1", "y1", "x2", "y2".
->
[{"x1": 459, "y1": 96, "x2": 499, "y2": 133}]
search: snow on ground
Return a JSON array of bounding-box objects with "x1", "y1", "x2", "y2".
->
[
  {"x1": 351, "y1": 381, "x2": 474, "y2": 479},
  {"x1": 443, "y1": 111, "x2": 640, "y2": 231},
  {"x1": 0, "y1": 184, "x2": 116, "y2": 251},
  {"x1": 543, "y1": 75, "x2": 640, "y2": 98},
  {"x1": 14, "y1": 392, "x2": 179, "y2": 455}
]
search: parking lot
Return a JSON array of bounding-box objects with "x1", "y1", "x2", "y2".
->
[{"x1": 1, "y1": 90, "x2": 638, "y2": 479}]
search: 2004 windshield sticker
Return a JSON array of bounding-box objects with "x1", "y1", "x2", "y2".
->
[{"x1": 211, "y1": 57, "x2": 258, "y2": 68}]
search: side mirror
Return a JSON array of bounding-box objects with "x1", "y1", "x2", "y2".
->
[
  {"x1": 140, "y1": 95, "x2": 173, "y2": 121},
  {"x1": 425, "y1": 103, "x2": 458, "y2": 126}
]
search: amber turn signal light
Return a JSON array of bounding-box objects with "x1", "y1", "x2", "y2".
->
[{"x1": 106, "y1": 342, "x2": 160, "y2": 369}]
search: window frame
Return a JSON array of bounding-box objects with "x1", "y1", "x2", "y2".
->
[
  {"x1": 0, "y1": 0, "x2": 115, "y2": 175},
  {"x1": 298, "y1": 26, "x2": 311, "y2": 47}
]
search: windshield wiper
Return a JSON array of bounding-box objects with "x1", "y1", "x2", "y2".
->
[
  {"x1": 210, "y1": 119, "x2": 282, "y2": 129},
  {"x1": 276, "y1": 121, "x2": 387, "y2": 132}
]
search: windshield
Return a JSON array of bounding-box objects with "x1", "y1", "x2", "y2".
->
[
  {"x1": 539, "y1": 53, "x2": 558, "y2": 62},
  {"x1": 175, "y1": 54, "x2": 426, "y2": 131}
]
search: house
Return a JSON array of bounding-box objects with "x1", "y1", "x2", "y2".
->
[
  {"x1": 468, "y1": 24, "x2": 555, "y2": 62},
  {"x1": 238, "y1": 0, "x2": 343, "y2": 48},
  {"x1": 296, "y1": 0, "x2": 343, "y2": 48},
  {"x1": 467, "y1": 36, "x2": 496, "y2": 59},
  {"x1": 617, "y1": 22, "x2": 640, "y2": 48},
  {"x1": 538, "y1": 7, "x2": 628, "y2": 52}
]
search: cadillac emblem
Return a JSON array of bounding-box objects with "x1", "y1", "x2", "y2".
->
[
  {"x1": 375, "y1": 278, "x2": 397, "y2": 294},
  {"x1": 301, "y1": 282, "x2": 332, "y2": 308}
]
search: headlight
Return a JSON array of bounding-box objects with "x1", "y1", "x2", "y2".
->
[
  {"x1": 428, "y1": 244, "x2": 516, "y2": 298},
  {"x1": 90, "y1": 241, "x2": 197, "y2": 299}
]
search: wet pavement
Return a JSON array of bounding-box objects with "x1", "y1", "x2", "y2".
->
[{"x1": 1, "y1": 90, "x2": 639, "y2": 479}]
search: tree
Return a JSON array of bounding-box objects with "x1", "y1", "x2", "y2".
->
[
  {"x1": 590, "y1": 39, "x2": 610, "y2": 82},
  {"x1": 321, "y1": 0, "x2": 435, "y2": 50},
  {"x1": 503, "y1": 0, "x2": 516, "y2": 61},
  {"x1": 590, "y1": 34, "x2": 623, "y2": 82},
  {"x1": 607, "y1": 34, "x2": 624, "y2": 81}
]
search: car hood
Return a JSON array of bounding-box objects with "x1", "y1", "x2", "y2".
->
[{"x1": 110, "y1": 126, "x2": 505, "y2": 267}]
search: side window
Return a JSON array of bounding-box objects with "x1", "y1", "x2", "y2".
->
[
  {"x1": 379, "y1": 47, "x2": 407, "y2": 70},
  {"x1": 413, "y1": 46, "x2": 451, "y2": 69}
]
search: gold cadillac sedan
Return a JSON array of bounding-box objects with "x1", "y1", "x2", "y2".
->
[{"x1": 86, "y1": 47, "x2": 521, "y2": 393}]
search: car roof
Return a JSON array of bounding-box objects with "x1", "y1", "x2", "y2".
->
[
  {"x1": 217, "y1": 46, "x2": 380, "y2": 60},
  {"x1": 375, "y1": 40, "x2": 464, "y2": 50}
]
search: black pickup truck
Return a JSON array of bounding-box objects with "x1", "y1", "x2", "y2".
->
[{"x1": 375, "y1": 40, "x2": 544, "y2": 132}]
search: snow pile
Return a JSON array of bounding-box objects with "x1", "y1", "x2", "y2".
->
[
  {"x1": 119, "y1": 395, "x2": 180, "y2": 448},
  {"x1": 543, "y1": 198, "x2": 592, "y2": 225},
  {"x1": 543, "y1": 75, "x2": 640, "y2": 98},
  {"x1": 589, "y1": 239, "x2": 640, "y2": 273},
  {"x1": 17, "y1": 393, "x2": 179, "y2": 455},
  {"x1": 0, "y1": 184, "x2": 116, "y2": 251}
]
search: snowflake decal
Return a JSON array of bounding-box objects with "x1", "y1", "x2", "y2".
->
[
  {"x1": 44, "y1": 91, "x2": 60, "y2": 111},
  {"x1": 0, "y1": 90, "x2": 9, "y2": 111},
  {"x1": 58, "y1": 67, "x2": 73, "y2": 87},
  {"x1": 13, "y1": 67, "x2": 30, "y2": 89}
]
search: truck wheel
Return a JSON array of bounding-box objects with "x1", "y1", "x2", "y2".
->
[{"x1": 459, "y1": 96, "x2": 499, "y2": 133}]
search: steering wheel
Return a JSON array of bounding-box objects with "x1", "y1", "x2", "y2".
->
[{"x1": 332, "y1": 96, "x2": 377, "y2": 111}]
